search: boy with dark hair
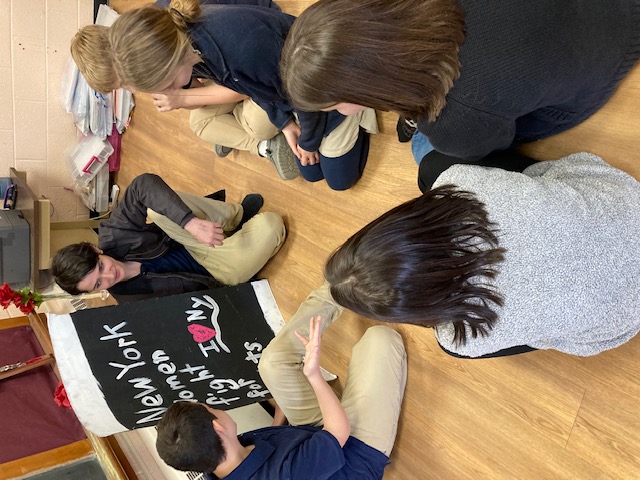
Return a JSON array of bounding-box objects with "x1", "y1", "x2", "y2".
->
[
  {"x1": 156, "y1": 402, "x2": 225, "y2": 473},
  {"x1": 156, "y1": 313, "x2": 407, "y2": 479},
  {"x1": 51, "y1": 173, "x2": 286, "y2": 302}
]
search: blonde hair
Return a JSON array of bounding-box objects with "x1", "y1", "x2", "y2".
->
[
  {"x1": 282, "y1": 0, "x2": 465, "y2": 121},
  {"x1": 70, "y1": 25, "x2": 118, "y2": 93},
  {"x1": 108, "y1": 0, "x2": 201, "y2": 92}
]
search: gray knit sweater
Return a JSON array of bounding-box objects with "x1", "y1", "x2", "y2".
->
[{"x1": 433, "y1": 153, "x2": 640, "y2": 357}]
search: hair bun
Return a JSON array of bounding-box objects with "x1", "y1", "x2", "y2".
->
[{"x1": 168, "y1": 7, "x2": 187, "y2": 28}]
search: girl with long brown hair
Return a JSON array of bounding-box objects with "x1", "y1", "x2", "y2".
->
[
  {"x1": 294, "y1": 152, "x2": 640, "y2": 358},
  {"x1": 282, "y1": 0, "x2": 640, "y2": 180}
]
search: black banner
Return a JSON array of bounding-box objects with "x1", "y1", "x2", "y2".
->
[{"x1": 72, "y1": 284, "x2": 274, "y2": 430}]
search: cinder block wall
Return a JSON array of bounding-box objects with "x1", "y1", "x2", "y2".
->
[{"x1": 0, "y1": 0, "x2": 94, "y2": 221}]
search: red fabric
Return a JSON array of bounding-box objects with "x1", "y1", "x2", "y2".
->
[
  {"x1": 107, "y1": 123, "x2": 122, "y2": 172},
  {"x1": 0, "y1": 326, "x2": 86, "y2": 463},
  {"x1": 53, "y1": 381, "x2": 72, "y2": 409}
]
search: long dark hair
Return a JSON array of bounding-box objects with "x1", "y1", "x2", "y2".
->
[
  {"x1": 325, "y1": 185, "x2": 505, "y2": 345},
  {"x1": 281, "y1": 0, "x2": 465, "y2": 121}
]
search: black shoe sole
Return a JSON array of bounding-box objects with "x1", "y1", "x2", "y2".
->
[{"x1": 396, "y1": 117, "x2": 417, "y2": 143}]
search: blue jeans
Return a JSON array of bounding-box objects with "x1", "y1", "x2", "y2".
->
[
  {"x1": 411, "y1": 131, "x2": 434, "y2": 165},
  {"x1": 298, "y1": 128, "x2": 370, "y2": 191}
]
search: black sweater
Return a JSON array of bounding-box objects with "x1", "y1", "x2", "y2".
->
[{"x1": 419, "y1": 0, "x2": 640, "y2": 160}]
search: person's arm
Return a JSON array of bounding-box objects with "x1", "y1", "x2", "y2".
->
[
  {"x1": 281, "y1": 112, "x2": 326, "y2": 166},
  {"x1": 295, "y1": 316, "x2": 350, "y2": 447},
  {"x1": 201, "y1": 7, "x2": 305, "y2": 153},
  {"x1": 104, "y1": 174, "x2": 223, "y2": 246},
  {"x1": 280, "y1": 121, "x2": 318, "y2": 165},
  {"x1": 296, "y1": 110, "x2": 326, "y2": 153},
  {"x1": 150, "y1": 82, "x2": 248, "y2": 112}
]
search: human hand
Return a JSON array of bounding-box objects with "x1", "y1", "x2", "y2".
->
[
  {"x1": 281, "y1": 121, "x2": 302, "y2": 158},
  {"x1": 295, "y1": 316, "x2": 323, "y2": 380},
  {"x1": 297, "y1": 147, "x2": 319, "y2": 166},
  {"x1": 184, "y1": 218, "x2": 224, "y2": 247},
  {"x1": 150, "y1": 91, "x2": 185, "y2": 112}
]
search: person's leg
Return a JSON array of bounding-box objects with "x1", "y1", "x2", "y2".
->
[
  {"x1": 185, "y1": 212, "x2": 286, "y2": 285},
  {"x1": 310, "y1": 108, "x2": 376, "y2": 190},
  {"x1": 317, "y1": 128, "x2": 370, "y2": 191},
  {"x1": 189, "y1": 102, "x2": 261, "y2": 155},
  {"x1": 208, "y1": 211, "x2": 285, "y2": 284},
  {"x1": 148, "y1": 192, "x2": 243, "y2": 243},
  {"x1": 258, "y1": 284, "x2": 345, "y2": 426},
  {"x1": 147, "y1": 193, "x2": 285, "y2": 285},
  {"x1": 318, "y1": 107, "x2": 377, "y2": 159},
  {"x1": 234, "y1": 99, "x2": 280, "y2": 153},
  {"x1": 411, "y1": 131, "x2": 434, "y2": 165},
  {"x1": 341, "y1": 326, "x2": 407, "y2": 456},
  {"x1": 438, "y1": 342, "x2": 538, "y2": 359},
  {"x1": 418, "y1": 150, "x2": 540, "y2": 192},
  {"x1": 297, "y1": 162, "x2": 325, "y2": 183},
  {"x1": 294, "y1": 108, "x2": 377, "y2": 186}
]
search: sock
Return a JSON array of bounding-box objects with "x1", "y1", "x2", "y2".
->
[
  {"x1": 232, "y1": 193, "x2": 264, "y2": 234},
  {"x1": 257, "y1": 140, "x2": 269, "y2": 158}
]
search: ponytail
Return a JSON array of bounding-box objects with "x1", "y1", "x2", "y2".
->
[
  {"x1": 109, "y1": 1, "x2": 200, "y2": 92},
  {"x1": 167, "y1": 0, "x2": 201, "y2": 29}
]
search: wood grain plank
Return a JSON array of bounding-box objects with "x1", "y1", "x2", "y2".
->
[
  {"x1": 0, "y1": 440, "x2": 94, "y2": 479},
  {"x1": 567, "y1": 388, "x2": 640, "y2": 478}
]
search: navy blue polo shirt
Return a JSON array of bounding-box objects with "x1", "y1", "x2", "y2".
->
[
  {"x1": 139, "y1": 244, "x2": 210, "y2": 277},
  {"x1": 204, "y1": 425, "x2": 388, "y2": 479},
  {"x1": 187, "y1": 5, "x2": 345, "y2": 153}
]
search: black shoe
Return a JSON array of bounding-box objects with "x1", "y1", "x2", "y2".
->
[
  {"x1": 205, "y1": 189, "x2": 226, "y2": 202},
  {"x1": 232, "y1": 193, "x2": 264, "y2": 233},
  {"x1": 215, "y1": 145, "x2": 234, "y2": 157},
  {"x1": 396, "y1": 116, "x2": 417, "y2": 143}
]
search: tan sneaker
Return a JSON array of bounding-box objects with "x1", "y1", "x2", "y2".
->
[{"x1": 264, "y1": 133, "x2": 299, "y2": 180}]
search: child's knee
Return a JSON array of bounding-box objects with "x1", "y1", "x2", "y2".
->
[
  {"x1": 189, "y1": 115, "x2": 209, "y2": 138},
  {"x1": 324, "y1": 174, "x2": 360, "y2": 191},
  {"x1": 253, "y1": 212, "x2": 286, "y2": 245},
  {"x1": 258, "y1": 335, "x2": 300, "y2": 383},
  {"x1": 258, "y1": 343, "x2": 278, "y2": 382},
  {"x1": 298, "y1": 163, "x2": 325, "y2": 183},
  {"x1": 359, "y1": 326, "x2": 404, "y2": 351},
  {"x1": 246, "y1": 123, "x2": 279, "y2": 141}
]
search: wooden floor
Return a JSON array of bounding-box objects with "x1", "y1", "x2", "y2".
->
[{"x1": 111, "y1": 2, "x2": 640, "y2": 478}]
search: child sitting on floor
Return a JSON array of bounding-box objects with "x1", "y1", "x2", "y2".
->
[{"x1": 155, "y1": 316, "x2": 407, "y2": 479}]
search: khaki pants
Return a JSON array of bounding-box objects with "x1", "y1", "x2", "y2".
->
[
  {"x1": 190, "y1": 99, "x2": 378, "y2": 158},
  {"x1": 189, "y1": 99, "x2": 279, "y2": 156},
  {"x1": 259, "y1": 284, "x2": 407, "y2": 456},
  {"x1": 147, "y1": 192, "x2": 286, "y2": 285},
  {"x1": 317, "y1": 107, "x2": 378, "y2": 158}
]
